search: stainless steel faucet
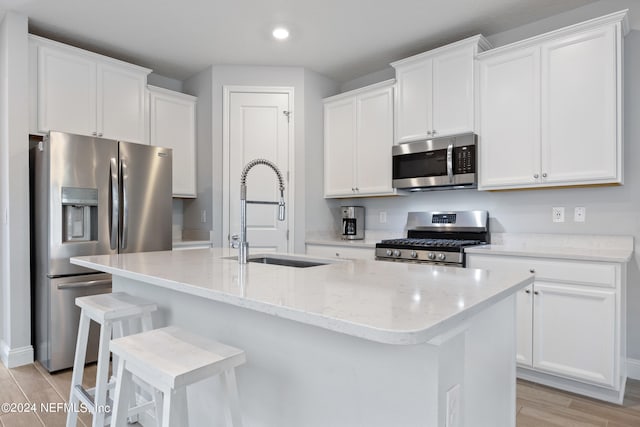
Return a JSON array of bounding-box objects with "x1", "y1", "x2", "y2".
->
[{"x1": 239, "y1": 159, "x2": 286, "y2": 264}]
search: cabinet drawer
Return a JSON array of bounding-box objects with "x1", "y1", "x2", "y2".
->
[
  {"x1": 306, "y1": 244, "x2": 374, "y2": 260},
  {"x1": 467, "y1": 254, "x2": 616, "y2": 287}
]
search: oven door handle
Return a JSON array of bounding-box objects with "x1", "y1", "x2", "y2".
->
[{"x1": 446, "y1": 143, "x2": 454, "y2": 183}]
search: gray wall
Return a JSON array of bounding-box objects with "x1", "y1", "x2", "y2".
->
[
  {"x1": 0, "y1": 12, "x2": 33, "y2": 367},
  {"x1": 321, "y1": 1, "x2": 640, "y2": 360},
  {"x1": 182, "y1": 66, "x2": 214, "y2": 241}
]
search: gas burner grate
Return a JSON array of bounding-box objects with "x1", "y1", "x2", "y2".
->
[{"x1": 379, "y1": 238, "x2": 483, "y2": 249}]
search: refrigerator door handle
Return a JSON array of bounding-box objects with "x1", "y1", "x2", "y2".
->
[
  {"x1": 120, "y1": 158, "x2": 129, "y2": 249},
  {"x1": 57, "y1": 279, "x2": 112, "y2": 290},
  {"x1": 109, "y1": 158, "x2": 118, "y2": 250}
]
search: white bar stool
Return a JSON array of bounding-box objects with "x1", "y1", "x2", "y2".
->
[
  {"x1": 110, "y1": 326, "x2": 246, "y2": 427},
  {"x1": 66, "y1": 292, "x2": 157, "y2": 427}
]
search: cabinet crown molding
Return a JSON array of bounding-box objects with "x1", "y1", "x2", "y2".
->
[
  {"x1": 147, "y1": 85, "x2": 197, "y2": 102},
  {"x1": 322, "y1": 79, "x2": 395, "y2": 104},
  {"x1": 390, "y1": 34, "x2": 491, "y2": 69},
  {"x1": 478, "y1": 9, "x2": 629, "y2": 59},
  {"x1": 29, "y1": 34, "x2": 152, "y2": 75}
]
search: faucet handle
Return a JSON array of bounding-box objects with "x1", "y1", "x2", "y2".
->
[{"x1": 230, "y1": 234, "x2": 240, "y2": 249}]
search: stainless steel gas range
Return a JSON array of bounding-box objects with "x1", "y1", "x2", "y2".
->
[{"x1": 375, "y1": 211, "x2": 489, "y2": 267}]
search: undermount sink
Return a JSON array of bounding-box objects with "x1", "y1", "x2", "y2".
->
[{"x1": 225, "y1": 254, "x2": 330, "y2": 268}]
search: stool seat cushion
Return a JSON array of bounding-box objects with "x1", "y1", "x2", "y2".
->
[
  {"x1": 110, "y1": 326, "x2": 246, "y2": 390},
  {"x1": 75, "y1": 292, "x2": 157, "y2": 322}
]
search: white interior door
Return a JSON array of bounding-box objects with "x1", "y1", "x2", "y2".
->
[{"x1": 227, "y1": 90, "x2": 290, "y2": 253}]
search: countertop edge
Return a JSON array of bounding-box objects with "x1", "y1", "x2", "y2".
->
[{"x1": 71, "y1": 256, "x2": 532, "y2": 345}]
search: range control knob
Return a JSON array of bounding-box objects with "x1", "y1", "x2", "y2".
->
[
  {"x1": 427, "y1": 252, "x2": 436, "y2": 260},
  {"x1": 393, "y1": 250, "x2": 401, "y2": 257},
  {"x1": 385, "y1": 249, "x2": 393, "y2": 256},
  {"x1": 437, "y1": 253, "x2": 446, "y2": 261},
  {"x1": 410, "y1": 250, "x2": 418, "y2": 259}
]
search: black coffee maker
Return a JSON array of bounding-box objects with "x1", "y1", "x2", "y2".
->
[{"x1": 341, "y1": 206, "x2": 364, "y2": 240}]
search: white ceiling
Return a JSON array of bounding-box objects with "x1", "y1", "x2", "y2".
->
[{"x1": 0, "y1": 0, "x2": 599, "y2": 83}]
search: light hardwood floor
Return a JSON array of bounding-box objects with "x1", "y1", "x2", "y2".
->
[{"x1": 1, "y1": 360, "x2": 639, "y2": 426}]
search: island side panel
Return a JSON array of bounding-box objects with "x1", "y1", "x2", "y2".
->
[{"x1": 114, "y1": 275, "x2": 516, "y2": 427}]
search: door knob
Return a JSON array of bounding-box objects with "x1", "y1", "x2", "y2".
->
[{"x1": 533, "y1": 173, "x2": 539, "y2": 179}]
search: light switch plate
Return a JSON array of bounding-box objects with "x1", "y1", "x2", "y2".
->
[
  {"x1": 574, "y1": 207, "x2": 586, "y2": 222},
  {"x1": 379, "y1": 211, "x2": 387, "y2": 224},
  {"x1": 552, "y1": 207, "x2": 565, "y2": 223}
]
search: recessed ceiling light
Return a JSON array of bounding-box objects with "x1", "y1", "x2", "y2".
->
[{"x1": 272, "y1": 27, "x2": 290, "y2": 40}]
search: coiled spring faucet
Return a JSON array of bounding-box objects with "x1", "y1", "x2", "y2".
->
[{"x1": 239, "y1": 159, "x2": 286, "y2": 264}]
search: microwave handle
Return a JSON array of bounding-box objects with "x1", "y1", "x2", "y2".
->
[{"x1": 447, "y1": 143, "x2": 454, "y2": 183}]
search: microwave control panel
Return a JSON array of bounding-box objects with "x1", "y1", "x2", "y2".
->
[{"x1": 454, "y1": 145, "x2": 475, "y2": 174}]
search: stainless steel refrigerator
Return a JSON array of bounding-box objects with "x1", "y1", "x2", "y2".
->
[{"x1": 30, "y1": 131, "x2": 172, "y2": 372}]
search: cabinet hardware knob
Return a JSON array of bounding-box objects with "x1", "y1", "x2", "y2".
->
[
  {"x1": 529, "y1": 268, "x2": 535, "y2": 273},
  {"x1": 355, "y1": 187, "x2": 359, "y2": 191},
  {"x1": 533, "y1": 174, "x2": 539, "y2": 179},
  {"x1": 542, "y1": 172, "x2": 547, "y2": 178},
  {"x1": 525, "y1": 289, "x2": 531, "y2": 294},
  {"x1": 427, "y1": 130, "x2": 432, "y2": 136},
  {"x1": 534, "y1": 291, "x2": 539, "y2": 295},
  {"x1": 432, "y1": 130, "x2": 437, "y2": 135},
  {"x1": 92, "y1": 132, "x2": 97, "y2": 136},
  {"x1": 351, "y1": 188, "x2": 355, "y2": 192}
]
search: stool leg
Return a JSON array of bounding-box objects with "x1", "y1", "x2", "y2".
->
[
  {"x1": 161, "y1": 387, "x2": 188, "y2": 427},
  {"x1": 66, "y1": 311, "x2": 91, "y2": 427},
  {"x1": 153, "y1": 388, "x2": 164, "y2": 426},
  {"x1": 141, "y1": 312, "x2": 153, "y2": 331},
  {"x1": 221, "y1": 369, "x2": 243, "y2": 427},
  {"x1": 92, "y1": 321, "x2": 112, "y2": 427},
  {"x1": 111, "y1": 357, "x2": 132, "y2": 427}
]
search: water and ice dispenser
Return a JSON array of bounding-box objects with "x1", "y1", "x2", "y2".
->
[{"x1": 61, "y1": 187, "x2": 98, "y2": 242}]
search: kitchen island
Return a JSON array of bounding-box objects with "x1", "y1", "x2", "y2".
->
[{"x1": 72, "y1": 248, "x2": 533, "y2": 427}]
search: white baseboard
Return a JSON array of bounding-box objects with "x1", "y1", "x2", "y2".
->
[
  {"x1": 627, "y1": 358, "x2": 640, "y2": 380},
  {"x1": 0, "y1": 340, "x2": 34, "y2": 368}
]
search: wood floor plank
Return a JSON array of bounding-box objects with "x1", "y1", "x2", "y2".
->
[
  {"x1": 517, "y1": 381, "x2": 573, "y2": 408},
  {"x1": 567, "y1": 398, "x2": 640, "y2": 426},
  {"x1": 518, "y1": 402, "x2": 608, "y2": 426},
  {"x1": 0, "y1": 411, "x2": 43, "y2": 427},
  {"x1": 0, "y1": 379, "x2": 28, "y2": 416}
]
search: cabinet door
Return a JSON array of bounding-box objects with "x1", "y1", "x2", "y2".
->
[
  {"x1": 477, "y1": 47, "x2": 541, "y2": 189},
  {"x1": 533, "y1": 281, "x2": 617, "y2": 387},
  {"x1": 541, "y1": 26, "x2": 619, "y2": 185},
  {"x1": 517, "y1": 285, "x2": 534, "y2": 367},
  {"x1": 324, "y1": 98, "x2": 357, "y2": 197},
  {"x1": 149, "y1": 89, "x2": 197, "y2": 197},
  {"x1": 98, "y1": 63, "x2": 147, "y2": 143},
  {"x1": 355, "y1": 86, "x2": 394, "y2": 195},
  {"x1": 432, "y1": 45, "x2": 474, "y2": 137},
  {"x1": 394, "y1": 60, "x2": 432, "y2": 144},
  {"x1": 37, "y1": 46, "x2": 97, "y2": 136}
]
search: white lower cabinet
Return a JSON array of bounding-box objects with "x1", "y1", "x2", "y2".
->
[
  {"x1": 532, "y1": 281, "x2": 617, "y2": 387},
  {"x1": 305, "y1": 244, "x2": 374, "y2": 260},
  {"x1": 467, "y1": 253, "x2": 625, "y2": 401}
]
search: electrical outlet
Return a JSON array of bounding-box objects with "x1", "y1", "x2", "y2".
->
[
  {"x1": 379, "y1": 211, "x2": 387, "y2": 224},
  {"x1": 200, "y1": 209, "x2": 207, "y2": 223},
  {"x1": 446, "y1": 384, "x2": 461, "y2": 427},
  {"x1": 552, "y1": 207, "x2": 565, "y2": 223},
  {"x1": 574, "y1": 207, "x2": 586, "y2": 222}
]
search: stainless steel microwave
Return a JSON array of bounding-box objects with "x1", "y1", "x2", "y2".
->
[{"x1": 392, "y1": 133, "x2": 477, "y2": 191}]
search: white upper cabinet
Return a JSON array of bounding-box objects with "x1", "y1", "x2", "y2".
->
[
  {"x1": 98, "y1": 63, "x2": 148, "y2": 143},
  {"x1": 324, "y1": 80, "x2": 397, "y2": 198},
  {"x1": 30, "y1": 35, "x2": 151, "y2": 144},
  {"x1": 392, "y1": 35, "x2": 491, "y2": 143},
  {"x1": 478, "y1": 47, "x2": 541, "y2": 188},
  {"x1": 148, "y1": 85, "x2": 197, "y2": 198},
  {"x1": 477, "y1": 11, "x2": 628, "y2": 190}
]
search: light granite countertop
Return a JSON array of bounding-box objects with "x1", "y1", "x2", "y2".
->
[
  {"x1": 465, "y1": 233, "x2": 633, "y2": 263},
  {"x1": 71, "y1": 248, "x2": 532, "y2": 345}
]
